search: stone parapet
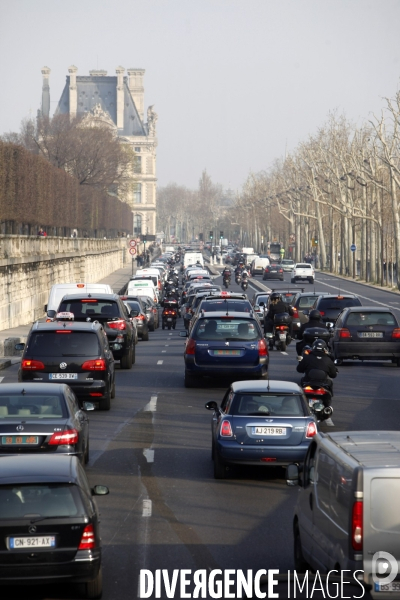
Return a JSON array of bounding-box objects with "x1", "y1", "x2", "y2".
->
[{"x1": 0, "y1": 235, "x2": 128, "y2": 331}]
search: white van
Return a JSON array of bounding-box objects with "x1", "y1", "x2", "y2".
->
[
  {"x1": 183, "y1": 252, "x2": 204, "y2": 269},
  {"x1": 45, "y1": 283, "x2": 113, "y2": 316},
  {"x1": 250, "y1": 255, "x2": 270, "y2": 276},
  {"x1": 134, "y1": 269, "x2": 162, "y2": 293},
  {"x1": 127, "y1": 279, "x2": 159, "y2": 302}
]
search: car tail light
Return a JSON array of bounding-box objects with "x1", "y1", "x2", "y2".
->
[
  {"x1": 304, "y1": 386, "x2": 326, "y2": 395},
  {"x1": 220, "y1": 420, "x2": 233, "y2": 437},
  {"x1": 90, "y1": 392, "x2": 103, "y2": 397},
  {"x1": 21, "y1": 359, "x2": 45, "y2": 370},
  {"x1": 261, "y1": 457, "x2": 277, "y2": 462},
  {"x1": 279, "y1": 269, "x2": 283, "y2": 273},
  {"x1": 292, "y1": 307, "x2": 298, "y2": 316},
  {"x1": 319, "y1": 311, "x2": 325, "y2": 316},
  {"x1": 186, "y1": 339, "x2": 196, "y2": 355},
  {"x1": 258, "y1": 339, "x2": 268, "y2": 356},
  {"x1": 392, "y1": 329, "x2": 400, "y2": 339},
  {"x1": 339, "y1": 328, "x2": 351, "y2": 339},
  {"x1": 82, "y1": 359, "x2": 106, "y2": 370},
  {"x1": 352, "y1": 501, "x2": 363, "y2": 550},
  {"x1": 78, "y1": 524, "x2": 96, "y2": 550},
  {"x1": 120, "y1": 295, "x2": 127, "y2": 300},
  {"x1": 305, "y1": 422, "x2": 317, "y2": 438},
  {"x1": 137, "y1": 314, "x2": 146, "y2": 321},
  {"x1": 107, "y1": 320, "x2": 126, "y2": 330},
  {"x1": 49, "y1": 429, "x2": 79, "y2": 445},
  {"x1": 56, "y1": 330, "x2": 72, "y2": 334},
  {"x1": 81, "y1": 299, "x2": 97, "y2": 303}
]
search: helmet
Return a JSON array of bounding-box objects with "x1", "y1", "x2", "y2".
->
[
  {"x1": 312, "y1": 339, "x2": 328, "y2": 354},
  {"x1": 309, "y1": 309, "x2": 322, "y2": 321},
  {"x1": 270, "y1": 292, "x2": 282, "y2": 302}
]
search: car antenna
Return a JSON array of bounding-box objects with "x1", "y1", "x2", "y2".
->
[{"x1": 21, "y1": 388, "x2": 26, "y2": 395}]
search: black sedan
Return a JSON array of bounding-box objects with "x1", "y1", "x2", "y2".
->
[
  {"x1": 311, "y1": 294, "x2": 362, "y2": 326},
  {"x1": 0, "y1": 454, "x2": 108, "y2": 597},
  {"x1": 263, "y1": 262, "x2": 284, "y2": 281},
  {"x1": 331, "y1": 307, "x2": 400, "y2": 365},
  {"x1": 0, "y1": 383, "x2": 91, "y2": 464},
  {"x1": 206, "y1": 380, "x2": 317, "y2": 479}
]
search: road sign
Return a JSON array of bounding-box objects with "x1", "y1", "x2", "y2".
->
[
  {"x1": 129, "y1": 247, "x2": 137, "y2": 255},
  {"x1": 350, "y1": 244, "x2": 357, "y2": 252},
  {"x1": 129, "y1": 239, "x2": 137, "y2": 248}
]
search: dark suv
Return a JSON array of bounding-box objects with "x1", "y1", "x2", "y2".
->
[
  {"x1": 57, "y1": 293, "x2": 135, "y2": 369},
  {"x1": 18, "y1": 321, "x2": 115, "y2": 410}
]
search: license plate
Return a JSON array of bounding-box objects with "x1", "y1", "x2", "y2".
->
[
  {"x1": 167, "y1": 318, "x2": 172, "y2": 321},
  {"x1": 375, "y1": 582, "x2": 400, "y2": 592},
  {"x1": 49, "y1": 373, "x2": 78, "y2": 379},
  {"x1": 213, "y1": 350, "x2": 241, "y2": 356},
  {"x1": 279, "y1": 334, "x2": 286, "y2": 340},
  {"x1": 9, "y1": 536, "x2": 56, "y2": 549},
  {"x1": 253, "y1": 427, "x2": 286, "y2": 435},
  {"x1": 359, "y1": 332, "x2": 383, "y2": 338},
  {"x1": 2, "y1": 436, "x2": 38, "y2": 445},
  {"x1": 270, "y1": 270, "x2": 277, "y2": 273}
]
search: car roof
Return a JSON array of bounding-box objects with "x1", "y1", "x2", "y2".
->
[
  {"x1": 0, "y1": 382, "x2": 67, "y2": 395},
  {"x1": 59, "y1": 293, "x2": 120, "y2": 301},
  {"x1": 231, "y1": 380, "x2": 304, "y2": 394},
  {"x1": 31, "y1": 321, "x2": 103, "y2": 332},
  {"x1": 324, "y1": 431, "x2": 400, "y2": 467},
  {"x1": 342, "y1": 306, "x2": 392, "y2": 313},
  {"x1": 0, "y1": 455, "x2": 81, "y2": 485}
]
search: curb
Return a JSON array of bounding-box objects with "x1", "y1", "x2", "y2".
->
[{"x1": 318, "y1": 271, "x2": 400, "y2": 297}]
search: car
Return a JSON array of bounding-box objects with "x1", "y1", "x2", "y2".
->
[
  {"x1": 250, "y1": 255, "x2": 270, "y2": 276},
  {"x1": 330, "y1": 306, "x2": 400, "y2": 365},
  {"x1": 123, "y1": 299, "x2": 150, "y2": 341},
  {"x1": 281, "y1": 259, "x2": 295, "y2": 272},
  {"x1": 205, "y1": 380, "x2": 317, "y2": 479},
  {"x1": 141, "y1": 296, "x2": 160, "y2": 331},
  {"x1": 263, "y1": 262, "x2": 284, "y2": 281},
  {"x1": 44, "y1": 283, "x2": 113, "y2": 316},
  {"x1": 17, "y1": 320, "x2": 115, "y2": 411},
  {"x1": 292, "y1": 291, "x2": 330, "y2": 334},
  {"x1": 290, "y1": 263, "x2": 315, "y2": 284},
  {"x1": 0, "y1": 383, "x2": 91, "y2": 464},
  {"x1": 250, "y1": 292, "x2": 270, "y2": 321},
  {"x1": 57, "y1": 293, "x2": 135, "y2": 369},
  {"x1": 311, "y1": 294, "x2": 362, "y2": 326},
  {"x1": 180, "y1": 311, "x2": 268, "y2": 387},
  {"x1": 0, "y1": 454, "x2": 108, "y2": 596},
  {"x1": 188, "y1": 293, "x2": 253, "y2": 333}
]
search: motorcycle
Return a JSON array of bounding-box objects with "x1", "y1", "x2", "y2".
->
[
  {"x1": 223, "y1": 277, "x2": 231, "y2": 289},
  {"x1": 241, "y1": 278, "x2": 248, "y2": 291},
  {"x1": 301, "y1": 371, "x2": 334, "y2": 422},
  {"x1": 300, "y1": 327, "x2": 333, "y2": 359},
  {"x1": 162, "y1": 299, "x2": 179, "y2": 330},
  {"x1": 235, "y1": 274, "x2": 241, "y2": 285},
  {"x1": 265, "y1": 312, "x2": 292, "y2": 351}
]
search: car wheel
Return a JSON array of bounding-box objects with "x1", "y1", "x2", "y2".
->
[
  {"x1": 120, "y1": 347, "x2": 133, "y2": 369},
  {"x1": 142, "y1": 329, "x2": 149, "y2": 341},
  {"x1": 211, "y1": 439, "x2": 215, "y2": 460},
  {"x1": 309, "y1": 278, "x2": 314, "y2": 284},
  {"x1": 149, "y1": 322, "x2": 155, "y2": 332},
  {"x1": 99, "y1": 389, "x2": 111, "y2": 411},
  {"x1": 162, "y1": 322, "x2": 165, "y2": 330},
  {"x1": 294, "y1": 524, "x2": 309, "y2": 572},
  {"x1": 85, "y1": 566, "x2": 103, "y2": 599},
  {"x1": 280, "y1": 341, "x2": 287, "y2": 351},
  {"x1": 110, "y1": 378, "x2": 116, "y2": 399},
  {"x1": 291, "y1": 278, "x2": 295, "y2": 283},
  {"x1": 168, "y1": 323, "x2": 172, "y2": 330},
  {"x1": 131, "y1": 345, "x2": 136, "y2": 365},
  {"x1": 214, "y1": 451, "x2": 227, "y2": 479},
  {"x1": 135, "y1": 333, "x2": 138, "y2": 345},
  {"x1": 262, "y1": 276, "x2": 266, "y2": 280},
  {"x1": 84, "y1": 439, "x2": 89, "y2": 465},
  {"x1": 184, "y1": 370, "x2": 197, "y2": 388}
]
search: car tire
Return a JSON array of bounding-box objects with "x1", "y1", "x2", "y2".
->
[
  {"x1": 280, "y1": 341, "x2": 287, "y2": 351},
  {"x1": 142, "y1": 329, "x2": 149, "y2": 341},
  {"x1": 291, "y1": 278, "x2": 295, "y2": 283},
  {"x1": 110, "y1": 378, "x2": 116, "y2": 399},
  {"x1": 262, "y1": 276, "x2": 266, "y2": 280},
  {"x1": 131, "y1": 345, "x2": 136, "y2": 365},
  {"x1": 120, "y1": 347, "x2": 133, "y2": 369},
  {"x1": 214, "y1": 451, "x2": 227, "y2": 479},
  {"x1": 99, "y1": 389, "x2": 111, "y2": 411},
  {"x1": 211, "y1": 439, "x2": 215, "y2": 460},
  {"x1": 84, "y1": 439, "x2": 89, "y2": 465},
  {"x1": 149, "y1": 322, "x2": 155, "y2": 332},
  {"x1": 184, "y1": 370, "x2": 197, "y2": 388},
  {"x1": 294, "y1": 524, "x2": 309, "y2": 572},
  {"x1": 309, "y1": 278, "x2": 314, "y2": 284},
  {"x1": 85, "y1": 566, "x2": 103, "y2": 599},
  {"x1": 162, "y1": 322, "x2": 165, "y2": 330}
]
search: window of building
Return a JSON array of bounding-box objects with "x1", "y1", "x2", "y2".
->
[
  {"x1": 134, "y1": 214, "x2": 142, "y2": 235},
  {"x1": 133, "y1": 183, "x2": 142, "y2": 204},
  {"x1": 134, "y1": 147, "x2": 141, "y2": 152},
  {"x1": 133, "y1": 156, "x2": 142, "y2": 174}
]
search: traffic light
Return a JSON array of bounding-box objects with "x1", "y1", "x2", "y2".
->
[
  {"x1": 210, "y1": 231, "x2": 213, "y2": 240},
  {"x1": 142, "y1": 234, "x2": 147, "y2": 244},
  {"x1": 220, "y1": 231, "x2": 223, "y2": 239}
]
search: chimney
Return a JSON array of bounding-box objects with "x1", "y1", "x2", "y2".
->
[
  {"x1": 127, "y1": 69, "x2": 145, "y2": 121},
  {"x1": 116, "y1": 66, "x2": 125, "y2": 130},
  {"x1": 41, "y1": 67, "x2": 51, "y2": 118},
  {"x1": 68, "y1": 65, "x2": 78, "y2": 119}
]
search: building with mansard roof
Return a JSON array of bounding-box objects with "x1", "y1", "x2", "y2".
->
[{"x1": 40, "y1": 65, "x2": 157, "y2": 236}]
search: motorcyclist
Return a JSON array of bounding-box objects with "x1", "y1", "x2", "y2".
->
[
  {"x1": 222, "y1": 267, "x2": 232, "y2": 281},
  {"x1": 296, "y1": 339, "x2": 337, "y2": 397},
  {"x1": 296, "y1": 309, "x2": 327, "y2": 357},
  {"x1": 264, "y1": 292, "x2": 294, "y2": 335}
]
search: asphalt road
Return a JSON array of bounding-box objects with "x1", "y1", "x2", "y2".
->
[{"x1": 1, "y1": 268, "x2": 398, "y2": 599}]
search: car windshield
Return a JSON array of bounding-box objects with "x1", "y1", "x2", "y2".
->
[
  {"x1": 124, "y1": 301, "x2": 141, "y2": 313},
  {"x1": 0, "y1": 395, "x2": 67, "y2": 418},
  {"x1": 59, "y1": 299, "x2": 120, "y2": 320},
  {"x1": 346, "y1": 312, "x2": 397, "y2": 326},
  {"x1": 318, "y1": 297, "x2": 360, "y2": 310},
  {"x1": 28, "y1": 332, "x2": 100, "y2": 357},
  {"x1": 193, "y1": 318, "x2": 260, "y2": 341},
  {"x1": 233, "y1": 394, "x2": 305, "y2": 416},
  {"x1": 0, "y1": 484, "x2": 84, "y2": 519}
]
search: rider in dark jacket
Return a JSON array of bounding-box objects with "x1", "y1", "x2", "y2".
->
[
  {"x1": 297, "y1": 339, "x2": 337, "y2": 395},
  {"x1": 264, "y1": 293, "x2": 294, "y2": 334},
  {"x1": 222, "y1": 267, "x2": 232, "y2": 280},
  {"x1": 296, "y1": 310, "x2": 327, "y2": 356}
]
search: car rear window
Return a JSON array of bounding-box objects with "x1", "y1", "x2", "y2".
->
[
  {"x1": 28, "y1": 331, "x2": 100, "y2": 357},
  {"x1": 232, "y1": 394, "x2": 305, "y2": 416},
  {"x1": 132, "y1": 276, "x2": 158, "y2": 286},
  {"x1": 298, "y1": 296, "x2": 321, "y2": 308},
  {"x1": 201, "y1": 300, "x2": 251, "y2": 312},
  {"x1": 346, "y1": 312, "x2": 397, "y2": 326},
  {"x1": 0, "y1": 484, "x2": 84, "y2": 519},
  {"x1": 59, "y1": 299, "x2": 120, "y2": 320},
  {"x1": 296, "y1": 264, "x2": 312, "y2": 269},
  {"x1": 318, "y1": 297, "x2": 361, "y2": 310},
  {"x1": 124, "y1": 301, "x2": 142, "y2": 313},
  {"x1": 0, "y1": 394, "x2": 67, "y2": 418},
  {"x1": 281, "y1": 293, "x2": 297, "y2": 304},
  {"x1": 255, "y1": 295, "x2": 269, "y2": 305},
  {"x1": 193, "y1": 318, "x2": 260, "y2": 341}
]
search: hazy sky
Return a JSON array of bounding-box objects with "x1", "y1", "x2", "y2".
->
[{"x1": 1, "y1": 0, "x2": 399, "y2": 192}]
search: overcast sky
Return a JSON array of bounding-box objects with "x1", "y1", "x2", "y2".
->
[{"x1": 1, "y1": 0, "x2": 399, "y2": 192}]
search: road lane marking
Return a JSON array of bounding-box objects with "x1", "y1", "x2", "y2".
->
[
  {"x1": 162, "y1": 350, "x2": 166, "y2": 353},
  {"x1": 317, "y1": 280, "x2": 400, "y2": 311},
  {"x1": 325, "y1": 418, "x2": 335, "y2": 426},
  {"x1": 143, "y1": 396, "x2": 157, "y2": 412},
  {"x1": 281, "y1": 351, "x2": 288, "y2": 355},
  {"x1": 143, "y1": 449, "x2": 155, "y2": 463},
  {"x1": 165, "y1": 344, "x2": 169, "y2": 346},
  {"x1": 142, "y1": 499, "x2": 152, "y2": 517},
  {"x1": 157, "y1": 360, "x2": 163, "y2": 365},
  {"x1": 0, "y1": 377, "x2": 4, "y2": 383}
]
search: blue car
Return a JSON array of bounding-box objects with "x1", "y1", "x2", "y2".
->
[
  {"x1": 180, "y1": 312, "x2": 268, "y2": 387},
  {"x1": 205, "y1": 380, "x2": 318, "y2": 479}
]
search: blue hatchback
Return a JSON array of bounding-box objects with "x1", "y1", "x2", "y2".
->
[{"x1": 180, "y1": 312, "x2": 268, "y2": 387}]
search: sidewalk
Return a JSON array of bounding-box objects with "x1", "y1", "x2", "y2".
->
[{"x1": 0, "y1": 263, "x2": 135, "y2": 364}]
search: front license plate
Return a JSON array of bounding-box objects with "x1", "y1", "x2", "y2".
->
[
  {"x1": 9, "y1": 536, "x2": 56, "y2": 549},
  {"x1": 253, "y1": 427, "x2": 286, "y2": 435},
  {"x1": 213, "y1": 350, "x2": 241, "y2": 356},
  {"x1": 359, "y1": 332, "x2": 383, "y2": 338},
  {"x1": 375, "y1": 582, "x2": 400, "y2": 593},
  {"x1": 2, "y1": 436, "x2": 38, "y2": 445},
  {"x1": 49, "y1": 373, "x2": 78, "y2": 379}
]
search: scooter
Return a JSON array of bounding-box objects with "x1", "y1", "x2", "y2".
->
[
  {"x1": 162, "y1": 299, "x2": 178, "y2": 330},
  {"x1": 241, "y1": 278, "x2": 248, "y2": 291},
  {"x1": 235, "y1": 274, "x2": 241, "y2": 285},
  {"x1": 223, "y1": 277, "x2": 231, "y2": 289},
  {"x1": 302, "y1": 382, "x2": 333, "y2": 422},
  {"x1": 265, "y1": 313, "x2": 292, "y2": 351}
]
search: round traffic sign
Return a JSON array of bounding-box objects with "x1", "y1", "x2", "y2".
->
[
  {"x1": 129, "y1": 247, "x2": 137, "y2": 255},
  {"x1": 129, "y1": 239, "x2": 137, "y2": 248},
  {"x1": 350, "y1": 244, "x2": 357, "y2": 252}
]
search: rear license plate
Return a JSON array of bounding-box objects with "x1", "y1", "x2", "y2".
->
[
  {"x1": 2, "y1": 436, "x2": 38, "y2": 445},
  {"x1": 9, "y1": 536, "x2": 56, "y2": 549},
  {"x1": 167, "y1": 318, "x2": 172, "y2": 321},
  {"x1": 213, "y1": 350, "x2": 241, "y2": 356},
  {"x1": 253, "y1": 427, "x2": 286, "y2": 435},
  {"x1": 49, "y1": 373, "x2": 78, "y2": 379},
  {"x1": 279, "y1": 334, "x2": 286, "y2": 340},
  {"x1": 270, "y1": 270, "x2": 277, "y2": 273},
  {"x1": 359, "y1": 332, "x2": 383, "y2": 338},
  {"x1": 375, "y1": 582, "x2": 400, "y2": 593}
]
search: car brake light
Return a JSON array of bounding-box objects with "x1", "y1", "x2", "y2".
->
[
  {"x1": 56, "y1": 330, "x2": 72, "y2": 333},
  {"x1": 81, "y1": 299, "x2": 97, "y2": 302},
  {"x1": 339, "y1": 328, "x2": 351, "y2": 339},
  {"x1": 221, "y1": 420, "x2": 233, "y2": 436},
  {"x1": 49, "y1": 429, "x2": 78, "y2": 445},
  {"x1": 258, "y1": 339, "x2": 268, "y2": 356},
  {"x1": 78, "y1": 524, "x2": 96, "y2": 550},
  {"x1": 81, "y1": 359, "x2": 106, "y2": 370},
  {"x1": 261, "y1": 457, "x2": 276, "y2": 462},
  {"x1": 137, "y1": 314, "x2": 146, "y2": 321},
  {"x1": 107, "y1": 320, "x2": 126, "y2": 330},
  {"x1": 292, "y1": 307, "x2": 298, "y2": 316},
  {"x1": 392, "y1": 329, "x2": 400, "y2": 339},
  {"x1": 186, "y1": 339, "x2": 196, "y2": 355},
  {"x1": 120, "y1": 295, "x2": 127, "y2": 300},
  {"x1": 319, "y1": 311, "x2": 325, "y2": 316},
  {"x1": 77, "y1": 284, "x2": 85, "y2": 288},
  {"x1": 352, "y1": 501, "x2": 363, "y2": 550},
  {"x1": 305, "y1": 422, "x2": 317, "y2": 438},
  {"x1": 21, "y1": 359, "x2": 45, "y2": 370}
]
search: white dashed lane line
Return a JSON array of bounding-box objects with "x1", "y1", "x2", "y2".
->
[
  {"x1": 157, "y1": 360, "x2": 163, "y2": 365},
  {"x1": 280, "y1": 352, "x2": 288, "y2": 355},
  {"x1": 0, "y1": 377, "x2": 4, "y2": 383},
  {"x1": 142, "y1": 499, "x2": 152, "y2": 517}
]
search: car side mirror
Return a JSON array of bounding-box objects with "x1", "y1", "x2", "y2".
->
[
  {"x1": 205, "y1": 401, "x2": 218, "y2": 411},
  {"x1": 47, "y1": 310, "x2": 56, "y2": 319},
  {"x1": 83, "y1": 401, "x2": 95, "y2": 411},
  {"x1": 286, "y1": 464, "x2": 300, "y2": 486},
  {"x1": 91, "y1": 485, "x2": 109, "y2": 496},
  {"x1": 179, "y1": 331, "x2": 188, "y2": 337},
  {"x1": 15, "y1": 343, "x2": 25, "y2": 351}
]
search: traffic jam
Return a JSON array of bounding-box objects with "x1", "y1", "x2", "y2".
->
[{"x1": 1, "y1": 243, "x2": 400, "y2": 599}]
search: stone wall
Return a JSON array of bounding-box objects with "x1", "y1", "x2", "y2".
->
[{"x1": 0, "y1": 235, "x2": 127, "y2": 331}]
